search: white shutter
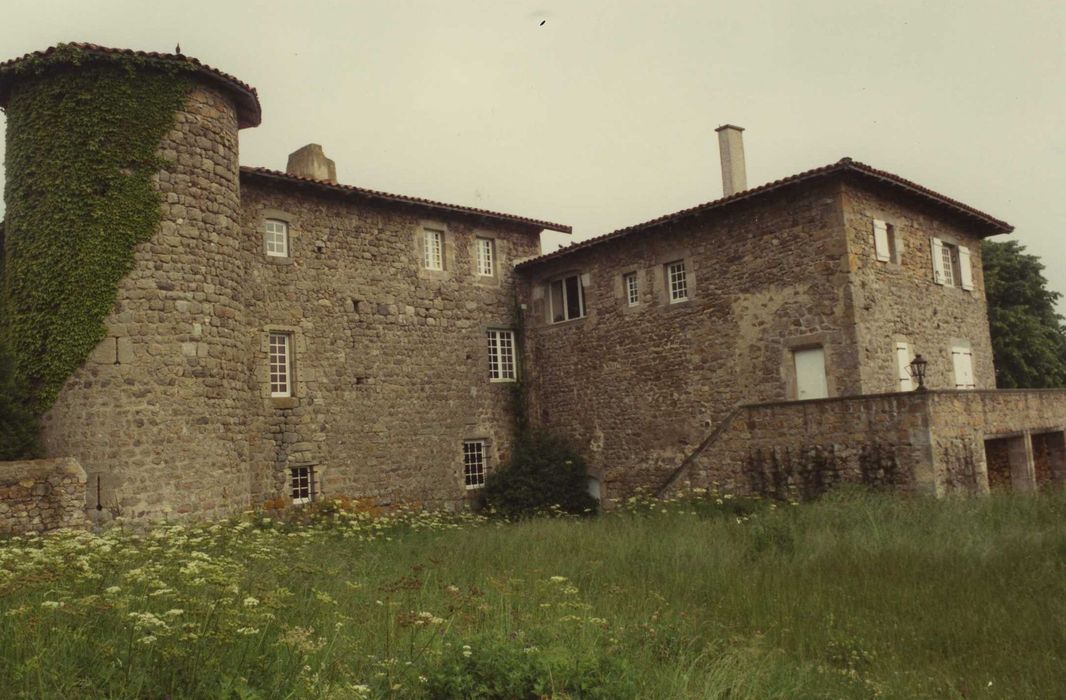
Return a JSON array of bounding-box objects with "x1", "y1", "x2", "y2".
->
[
  {"x1": 895, "y1": 342, "x2": 913, "y2": 391},
  {"x1": 931, "y1": 237, "x2": 945, "y2": 285},
  {"x1": 952, "y1": 345, "x2": 975, "y2": 389},
  {"x1": 958, "y1": 246, "x2": 974, "y2": 290},
  {"x1": 873, "y1": 220, "x2": 890, "y2": 261}
]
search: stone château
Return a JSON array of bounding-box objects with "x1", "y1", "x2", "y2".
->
[{"x1": 1, "y1": 43, "x2": 1063, "y2": 531}]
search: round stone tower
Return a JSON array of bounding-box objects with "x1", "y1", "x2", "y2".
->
[{"x1": 0, "y1": 44, "x2": 262, "y2": 520}]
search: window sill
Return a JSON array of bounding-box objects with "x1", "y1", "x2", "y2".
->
[
  {"x1": 489, "y1": 378, "x2": 517, "y2": 384},
  {"x1": 547, "y1": 315, "x2": 588, "y2": 327}
]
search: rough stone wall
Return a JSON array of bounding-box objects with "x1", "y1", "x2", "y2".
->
[
  {"x1": 0, "y1": 458, "x2": 87, "y2": 534},
  {"x1": 41, "y1": 83, "x2": 252, "y2": 521},
  {"x1": 517, "y1": 182, "x2": 857, "y2": 500},
  {"x1": 239, "y1": 180, "x2": 541, "y2": 508},
  {"x1": 841, "y1": 182, "x2": 997, "y2": 393}
]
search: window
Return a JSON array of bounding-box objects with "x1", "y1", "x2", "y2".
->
[
  {"x1": 487, "y1": 329, "x2": 516, "y2": 382},
  {"x1": 667, "y1": 260, "x2": 688, "y2": 302},
  {"x1": 264, "y1": 219, "x2": 289, "y2": 257},
  {"x1": 268, "y1": 332, "x2": 292, "y2": 397},
  {"x1": 548, "y1": 274, "x2": 586, "y2": 323},
  {"x1": 895, "y1": 342, "x2": 913, "y2": 391},
  {"x1": 931, "y1": 238, "x2": 973, "y2": 290},
  {"x1": 952, "y1": 343, "x2": 976, "y2": 389},
  {"x1": 463, "y1": 440, "x2": 487, "y2": 489},
  {"x1": 423, "y1": 228, "x2": 444, "y2": 270},
  {"x1": 476, "y1": 238, "x2": 495, "y2": 276},
  {"x1": 873, "y1": 219, "x2": 900, "y2": 263},
  {"x1": 624, "y1": 272, "x2": 639, "y2": 306},
  {"x1": 291, "y1": 466, "x2": 313, "y2": 504}
]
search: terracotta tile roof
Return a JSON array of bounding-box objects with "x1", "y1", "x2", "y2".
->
[
  {"x1": 516, "y1": 158, "x2": 1013, "y2": 269},
  {"x1": 0, "y1": 42, "x2": 261, "y2": 128},
  {"x1": 240, "y1": 166, "x2": 572, "y2": 234}
]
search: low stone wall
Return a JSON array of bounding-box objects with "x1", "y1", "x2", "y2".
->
[
  {"x1": 0, "y1": 458, "x2": 88, "y2": 534},
  {"x1": 664, "y1": 389, "x2": 1066, "y2": 500}
]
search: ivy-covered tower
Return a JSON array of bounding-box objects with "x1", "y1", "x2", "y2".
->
[{"x1": 0, "y1": 44, "x2": 262, "y2": 519}]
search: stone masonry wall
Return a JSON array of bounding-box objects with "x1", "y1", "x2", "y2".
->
[
  {"x1": 841, "y1": 181, "x2": 997, "y2": 393},
  {"x1": 0, "y1": 458, "x2": 88, "y2": 534},
  {"x1": 41, "y1": 83, "x2": 252, "y2": 521},
  {"x1": 240, "y1": 180, "x2": 542, "y2": 508},
  {"x1": 517, "y1": 181, "x2": 857, "y2": 501}
]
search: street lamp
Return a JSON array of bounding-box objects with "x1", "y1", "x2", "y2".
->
[{"x1": 908, "y1": 354, "x2": 928, "y2": 392}]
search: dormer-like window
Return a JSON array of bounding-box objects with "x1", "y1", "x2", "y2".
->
[{"x1": 264, "y1": 219, "x2": 289, "y2": 257}]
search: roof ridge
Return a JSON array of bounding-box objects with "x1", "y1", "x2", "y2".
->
[{"x1": 240, "y1": 166, "x2": 571, "y2": 234}]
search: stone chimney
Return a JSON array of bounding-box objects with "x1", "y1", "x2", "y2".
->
[
  {"x1": 715, "y1": 124, "x2": 747, "y2": 197},
  {"x1": 286, "y1": 144, "x2": 337, "y2": 183}
]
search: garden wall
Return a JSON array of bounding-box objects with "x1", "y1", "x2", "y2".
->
[{"x1": 0, "y1": 457, "x2": 88, "y2": 534}]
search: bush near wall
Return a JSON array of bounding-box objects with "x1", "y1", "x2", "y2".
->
[{"x1": 481, "y1": 431, "x2": 599, "y2": 518}]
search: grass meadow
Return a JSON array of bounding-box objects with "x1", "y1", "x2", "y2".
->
[{"x1": 1, "y1": 491, "x2": 1065, "y2": 699}]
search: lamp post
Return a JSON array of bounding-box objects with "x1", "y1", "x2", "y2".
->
[{"x1": 908, "y1": 354, "x2": 928, "y2": 392}]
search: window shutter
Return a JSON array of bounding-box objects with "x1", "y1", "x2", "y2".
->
[
  {"x1": 958, "y1": 246, "x2": 974, "y2": 290},
  {"x1": 873, "y1": 220, "x2": 890, "y2": 261},
  {"x1": 895, "y1": 342, "x2": 912, "y2": 391},
  {"x1": 931, "y1": 237, "x2": 945, "y2": 285}
]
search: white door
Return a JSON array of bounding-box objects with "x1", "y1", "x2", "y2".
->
[
  {"x1": 952, "y1": 344, "x2": 975, "y2": 389},
  {"x1": 895, "y1": 342, "x2": 913, "y2": 391},
  {"x1": 794, "y1": 347, "x2": 828, "y2": 400}
]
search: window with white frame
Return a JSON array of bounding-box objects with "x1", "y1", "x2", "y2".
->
[
  {"x1": 487, "y1": 329, "x2": 516, "y2": 381},
  {"x1": 463, "y1": 440, "x2": 487, "y2": 489},
  {"x1": 895, "y1": 341, "x2": 913, "y2": 391},
  {"x1": 951, "y1": 343, "x2": 976, "y2": 389},
  {"x1": 624, "y1": 272, "x2": 639, "y2": 306},
  {"x1": 548, "y1": 274, "x2": 586, "y2": 323},
  {"x1": 291, "y1": 465, "x2": 313, "y2": 504},
  {"x1": 931, "y1": 238, "x2": 973, "y2": 290},
  {"x1": 264, "y1": 219, "x2": 289, "y2": 257},
  {"x1": 873, "y1": 219, "x2": 901, "y2": 263},
  {"x1": 666, "y1": 260, "x2": 688, "y2": 302},
  {"x1": 268, "y1": 332, "x2": 293, "y2": 397},
  {"x1": 476, "y1": 237, "x2": 495, "y2": 276},
  {"x1": 423, "y1": 228, "x2": 444, "y2": 270}
]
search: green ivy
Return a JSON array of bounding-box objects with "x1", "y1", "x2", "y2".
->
[{"x1": 1, "y1": 45, "x2": 192, "y2": 441}]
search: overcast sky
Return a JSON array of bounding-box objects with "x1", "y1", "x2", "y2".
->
[{"x1": 2, "y1": 1, "x2": 1064, "y2": 307}]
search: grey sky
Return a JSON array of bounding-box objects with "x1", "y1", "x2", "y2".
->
[{"x1": 2, "y1": 1, "x2": 1064, "y2": 307}]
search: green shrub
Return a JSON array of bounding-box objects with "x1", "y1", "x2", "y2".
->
[{"x1": 481, "y1": 431, "x2": 598, "y2": 518}]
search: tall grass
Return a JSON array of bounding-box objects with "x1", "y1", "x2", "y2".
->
[{"x1": 1, "y1": 491, "x2": 1065, "y2": 698}]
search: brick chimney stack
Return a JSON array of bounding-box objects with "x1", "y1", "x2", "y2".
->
[
  {"x1": 286, "y1": 144, "x2": 337, "y2": 183},
  {"x1": 715, "y1": 125, "x2": 747, "y2": 197}
]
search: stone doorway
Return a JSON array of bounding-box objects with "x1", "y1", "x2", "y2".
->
[
  {"x1": 1031, "y1": 431, "x2": 1066, "y2": 493},
  {"x1": 982, "y1": 434, "x2": 1035, "y2": 493}
]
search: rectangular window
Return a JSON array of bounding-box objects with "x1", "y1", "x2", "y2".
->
[
  {"x1": 487, "y1": 329, "x2": 516, "y2": 382},
  {"x1": 873, "y1": 220, "x2": 900, "y2": 263},
  {"x1": 548, "y1": 274, "x2": 586, "y2": 323},
  {"x1": 940, "y1": 242, "x2": 956, "y2": 287},
  {"x1": 624, "y1": 272, "x2": 639, "y2": 306},
  {"x1": 952, "y1": 343, "x2": 976, "y2": 389},
  {"x1": 291, "y1": 466, "x2": 313, "y2": 504},
  {"x1": 667, "y1": 260, "x2": 688, "y2": 302},
  {"x1": 423, "y1": 229, "x2": 444, "y2": 270},
  {"x1": 264, "y1": 219, "x2": 289, "y2": 257},
  {"x1": 463, "y1": 440, "x2": 487, "y2": 489},
  {"x1": 932, "y1": 238, "x2": 969, "y2": 288},
  {"x1": 476, "y1": 238, "x2": 495, "y2": 276},
  {"x1": 268, "y1": 332, "x2": 292, "y2": 397},
  {"x1": 895, "y1": 342, "x2": 913, "y2": 391}
]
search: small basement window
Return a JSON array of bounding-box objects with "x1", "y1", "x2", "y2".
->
[
  {"x1": 463, "y1": 440, "x2": 487, "y2": 489},
  {"x1": 291, "y1": 465, "x2": 314, "y2": 504},
  {"x1": 548, "y1": 274, "x2": 586, "y2": 323},
  {"x1": 264, "y1": 219, "x2": 289, "y2": 257}
]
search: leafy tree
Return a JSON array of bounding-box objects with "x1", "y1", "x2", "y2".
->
[{"x1": 982, "y1": 240, "x2": 1066, "y2": 388}]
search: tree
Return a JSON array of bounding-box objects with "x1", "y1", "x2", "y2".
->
[{"x1": 982, "y1": 240, "x2": 1066, "y2": 388}]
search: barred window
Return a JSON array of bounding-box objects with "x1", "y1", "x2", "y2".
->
[
  {"x1": 624, "y1": 272, "x2": 639, "y2": 306},
  {"x1": 476, "y1": 238, "x2": 495, "y2": 276},
  {"x1": 269, "y1": 332, "x2": 292, "y2": 397},
  {"x1": 667, "y1": 260, "x2": 688, "y2": 302},
  {"x1": 463, "y1": 440, "x2": 487, "y2": 489},
  {"x1": 424, "y1": 228, "x2": 444, "y2": 270},
  {"x1": 264, "y1": 219, "x2": 289, "y2": 257},
  {"x1": 291, "y1": 466, "x2": 313, "y2": 504},
  {"x1": 487, "y1": 329, "x2": 516, "y2": 382}
]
